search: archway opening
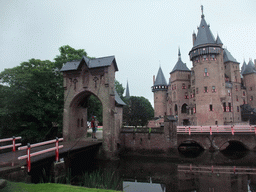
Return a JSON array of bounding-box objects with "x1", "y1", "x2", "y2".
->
[
  {"x1": 69, "y1": 91, "x2": 103, "y2": 140},
  {"x1": 220, "y1": 140, "x2": 248, "y2": 160},
  {"x1": 178, "y1": 140, "x2": 204, "y2": 158},
  {"x1": 181, "y1": 103, "x2": 188, "y2": 114}
]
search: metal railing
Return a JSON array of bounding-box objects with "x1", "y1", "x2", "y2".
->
[
  {"x1": 18, "y1": 137, "x2": 63, "y2": 172},
  {"x1": 177, "y1": 125, "x2": 256, "y2": 135},
  {"x1": 0, "y1": 136, "x2": 22, "y2": 151}
]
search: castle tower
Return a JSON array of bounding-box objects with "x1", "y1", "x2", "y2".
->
[
  {"x1": 188, "y1": 7, "x2": 226, "y2": 125},
  {"x1": 242, "y1": 60, "x2": 256, "y2": 108},
  {"x1": 169, "y1": 48, "x2": 191, "y2": 125},
  {"x1": 152, "y1": 66, "x2": 168, "y2": 117}
]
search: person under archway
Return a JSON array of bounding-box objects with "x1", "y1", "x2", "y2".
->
[{"x1": 91, "y1": 116, "x2": 97, "y2": 139}]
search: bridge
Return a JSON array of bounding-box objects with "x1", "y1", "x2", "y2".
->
[
  {"x1": 0, "y1": 138, "x2": 102, "y2": 180},
  {"x1": 120, "y1": 119, "x2": 256, "y2": 152},
  {"x1": 177, "y1": 124, "x2": 256, "y2": 150}
]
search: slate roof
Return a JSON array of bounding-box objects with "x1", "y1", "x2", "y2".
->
[
  {"x1": 241, "y1": 61, "x2": 247, "y2": 74},
  {"x1": 193, "y1": 15, "x2": 216, "y2": 48},
  {"x1": 60, "y1": 56, "x2": 118, "y2": 72},
  {"x1": 216, "y1": 34, "x2": 223, "y2": 45},
  {"x1": 242, "y1": 60, "x2": 256, "y2": 75},
  {"x1": 223, "y1": 48, "x2": 239, "y2": 64},
  {"x1": 170, "y1": 49, "x2": 190, "y2": 74},
  {"x1": 115, "y1": 90, "x2": 126, "y2": 106},
  {"x1": 154, "y1": 66, "x2": 167, "y2": 86}
]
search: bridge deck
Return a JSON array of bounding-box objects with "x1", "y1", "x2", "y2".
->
[{"x1": 0, "y1": 140, "x2": 102, "y2": 174}]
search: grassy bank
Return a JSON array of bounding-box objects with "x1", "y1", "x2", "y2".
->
[{"x1": 2, "y1": 181, "x2": 120, "y2": 192}]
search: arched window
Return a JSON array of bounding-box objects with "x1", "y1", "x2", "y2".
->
[
  {"x1": 181, "y1": 104, "x2": 188, "y2": 113},
  {"x1": 81, "y1": 119, "x2": 84, "y2": 127},
  {"x1": 175, "y1": 104, "x2": 178, "y2": 115}
]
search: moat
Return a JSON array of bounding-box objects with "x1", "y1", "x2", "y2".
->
[{"x1": 41, "y1": 149, "x2": 256, "y2": 191}]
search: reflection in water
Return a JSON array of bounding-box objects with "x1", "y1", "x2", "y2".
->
[{"x1": 116, "y1": 151, "x2": 256, "y2": 192}]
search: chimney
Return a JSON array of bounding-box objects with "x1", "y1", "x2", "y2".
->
[{"x1": 192, "y1": 32, "x2": 196, "y2": 46}]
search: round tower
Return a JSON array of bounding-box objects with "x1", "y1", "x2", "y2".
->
[
  {"x1": 188, "y1": 8, "x2": 225, "y2": 125},
  {"x1": 152, "y1": 67, "x2": 168, "y2": 118}
]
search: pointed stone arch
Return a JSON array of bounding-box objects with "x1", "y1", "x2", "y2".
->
[{"x1": 61, "y1": 56, "x2": 125, "y2": 158}]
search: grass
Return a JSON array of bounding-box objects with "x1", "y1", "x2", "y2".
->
[
  {"x1": 81, "y1": 169, "x2": 122, "y2": 190},
  {"x1": 2, "y1": 181, "x2": 120, "y2": 192}
]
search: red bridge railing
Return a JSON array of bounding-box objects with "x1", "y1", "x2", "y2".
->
[
  {"x1": 0, "y1": 136, "x2": 22, "y2": 151},
  {"x1": 177, "y1": 125, "x2": 256, "y2": 135},
  {"x1": 18, "y1": 137, "x2": 63, "y2": 172}
]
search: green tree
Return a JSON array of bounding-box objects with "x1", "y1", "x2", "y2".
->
[
  {"x1": 115, "y1": 80, "x2": 125, "y2": 99},
  {"x1": 123, "y1": 96, "x2": 154, "y2": 127},
  {"x1": 0, "y1": 59, "x2": 63, "y2": 143},
  {"x1": 54, "y1": 45, "x2": 87, "y2": 69}
]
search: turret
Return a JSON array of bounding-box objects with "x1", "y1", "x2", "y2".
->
[{"x1": 152, "y1": 66, "x2": 168, "y2": 117}]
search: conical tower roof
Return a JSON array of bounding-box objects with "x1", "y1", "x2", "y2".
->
[
  {"x1": 125, "y1": 80, "x2": 130, "y2": 98},
  {"x1": 241, "y1": 60, "x2": 247, "y2": 75},
  {"x1": 154, "y1": 66, "x2": 167, "y2": 86},
  {"x1": 243, "y1": 60, "x2": 256, "y2": 75},
  {"x1": 193, "y1": 13, "x2": 216, "y2": 48},
  {"x1": 170, "y1": 48, "x2": 190, "y2": 74},
  {"x1": 216, "y1": 34, "x2": 223, "y2": 45}
]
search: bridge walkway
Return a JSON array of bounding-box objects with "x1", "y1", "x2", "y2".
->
[{"x1": 0, "y1": 140, "x2": 102, "y2": 174}]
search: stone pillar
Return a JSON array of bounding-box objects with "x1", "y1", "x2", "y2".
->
[{"x1": 164, "y1": 116, "x2": 178, "y2": 148}]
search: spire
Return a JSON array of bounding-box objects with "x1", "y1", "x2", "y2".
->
[
  {"x1": 201, "y1": 5, "x2": 204, "y2": 18},
  {"x1": 178, "y1": 47, "x2": 181, "y2": 59},
  {"x1": 241, "y1": 60, "x2": 246, "y2": 75},
  {"x1": 193, "y1": 6, "x2": 216, "y2": 48},
  {"x1": 170, "y1": 48, "x2": 190, "y2": 74},
  {"x1": 125, "y1": 80, "x2": 130, "y2": 98}
]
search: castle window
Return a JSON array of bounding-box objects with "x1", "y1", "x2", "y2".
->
[
  {"x1": 211, "y1": 55, "x2": 216, "y2": 60},
  {"x1": 191, "y1": 108, "x2": 193, "y2": 114},
  {"x1": 237, "y1": 106, "x2": 239, "y2": 112},
  {"x1": 228, "y1": 90, "x2": 231, "y2": 96},
  {"x1": 204, "y1": 86, "x2": 208, "y2": 93},
  {"x1": 182, "y1": 83, "x2": 186, "y2": 89},
  {"x1": 250, "y1": 87, "x2": 253, "y2": 91},
  {"x1": 235, "y1": 85, "x2": 238, "y2": 91},
  {"x1": 203, "y1": 55, "x2": 208, "y2": 61},
  {"x1": 209, "y1": 104, "x2": 213, "y2": 111},
  {"x1": 193, "y1": 106, "x2": 196, "y2": 113},
  {"x1": 228, "y1": 103, "x2": 232, "y2": 112},
  {"x1": 81, "y1": 119, "x2": 84, "y2": 127},
  {"x1": 235, "y1": 76, "x2": 237, "y2": 82},
  {"x1": 204, "y1": 68, "x2": 209, "y2": 76},
  {"x1": 236, "y1": 95, "x2": 238, "y2": 101},
  {"x1": 181, "y1": 104, "x2": 188, "y2": 113},
  {"x1": 223, "y1": 103, "x2": 226, "y2": 112},
  {"x1": 243, "y1": 99, "x2": 246, "y2": 104},
  {"x1": 196, "y1": 88, "x2": 198, "y2": 94},
  {"x1": 212, "y1": 86, "x2": 216, "y2": 93},
  {"x1": 185, "y1": 92, "x2": 189, "y2": 99},
  {"x1": 243, "y1": 91, "x2": 246, "y2": 97},
  {"x1": 188, "y1": 85, "x2": 191, "y2": 89},
  {"x1": 175, "y1": 104, "x2": 178, "y2": 115},
  {"x1": 250, "y1": 96, "x2": 253, "y2": 101}
]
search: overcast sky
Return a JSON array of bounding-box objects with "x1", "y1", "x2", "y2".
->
[{"x1": 1, "y1": 0, "x2": 256, "y2": 106}]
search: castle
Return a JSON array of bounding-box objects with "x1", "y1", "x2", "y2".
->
[{"x1": 152, "y1": 8, "x2": 256, "y2": 126}]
